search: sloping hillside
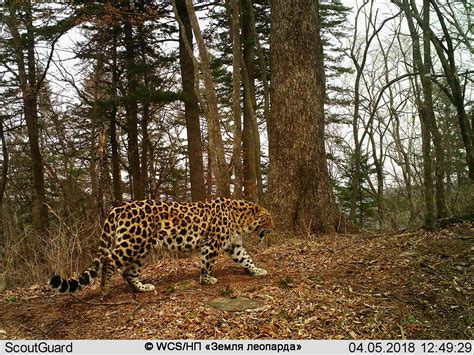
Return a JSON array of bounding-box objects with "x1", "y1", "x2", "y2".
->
[{"x1": 1, "y1": 223, "x2": 472, "y2": 340}]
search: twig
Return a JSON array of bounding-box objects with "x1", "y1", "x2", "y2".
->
[
  {"x1": 398, "y1": 324, "x2": 406, "y2": 340},
  {"x1": 130, "y1": 303, "x2": 143, "y2": 318},
  {"x1": 42, "y1": 320, "x2": 62, "y2": 337}
]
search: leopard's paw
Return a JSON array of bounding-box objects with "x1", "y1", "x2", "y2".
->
[
  {"x1": 200, "y1": 275, "x2": 218, "y2": 285},
  {"x1": 250, "y1": 267, "x2": 267, "y2": 277}
]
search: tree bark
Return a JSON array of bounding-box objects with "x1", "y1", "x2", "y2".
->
[
  {"x1": 176, "y1": 0, "x2": 206, "y2": 201},
  {"x1": 268, "y1": 0, "x2": 339, "y2": 234}
]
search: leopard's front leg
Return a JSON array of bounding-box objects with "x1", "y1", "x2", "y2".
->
[
  {"x1": 227, "y1": 243, "x2": 267, "y2": 276},
  {"x1": 200, "y1": 241, "x2": 219, "y2": 285}
]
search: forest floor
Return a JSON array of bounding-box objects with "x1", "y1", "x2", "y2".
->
[{"x1": 1, "y1": 222, "x2": 472, "y2": 340}]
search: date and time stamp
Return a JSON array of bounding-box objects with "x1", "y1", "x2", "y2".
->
[{"x1": 348, "y1": 341, "x2": 472, "y2": 354}]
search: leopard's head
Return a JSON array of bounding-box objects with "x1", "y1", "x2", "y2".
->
[{"x1": 251, "y1": 204, "x2": 274, "y2": 239}]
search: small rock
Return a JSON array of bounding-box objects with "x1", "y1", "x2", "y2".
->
[{"x1": 208, "y1": 297, "x2": 261, "y2": 312}]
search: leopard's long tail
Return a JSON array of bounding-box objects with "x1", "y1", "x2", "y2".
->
[
  {"x1": 49, "y1": 212, "x2": 117, "y2": 294},
  {"x1": 48, "y1": 258, "x2": 102, "y2": 294}
]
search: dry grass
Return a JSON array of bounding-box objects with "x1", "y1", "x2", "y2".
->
[{"x1": 2, "y1": 208, "x2": 100, "y2": 290}]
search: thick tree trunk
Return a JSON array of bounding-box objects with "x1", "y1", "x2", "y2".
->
[
  {"x1": 268, "y1": 0, "x2": 339, "y2": 234},
  {"x1": 176, "y1": 0, "x2": 206, "y2": 201},
  {"x1": 124, "y1": 16, "x2": 144, "y2": 200}
]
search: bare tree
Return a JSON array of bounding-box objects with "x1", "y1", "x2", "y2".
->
[
  {"x1": 172, "y1": 0, "x2": 231, "y2": 197},
  {"x1": 348, "y1": 0, "x2": 400, "y2": 223},
  {"x1": 393, "y1": 0, "x2": 474, "y2": 180}
]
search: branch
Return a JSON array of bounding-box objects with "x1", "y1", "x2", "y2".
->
[
  {"x1": 361, "y1": 72, "x2": 419, "y2": 144},
  {"x1": 35, "y1": 33, "x2": 62, "y2": 93}
]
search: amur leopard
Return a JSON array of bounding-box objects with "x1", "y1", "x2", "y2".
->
[{"x1": 49, "y1": 198, "x2": 273, "y2": 294}]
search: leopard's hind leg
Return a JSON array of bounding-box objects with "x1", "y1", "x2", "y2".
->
[
  {"x1": 100, "y1": 254, "x2": 119, "y2": 295},
  {"x1": 123, "y1": 260, "x2": 155, "y2": 292}
]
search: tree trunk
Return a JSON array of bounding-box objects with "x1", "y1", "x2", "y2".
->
[
  {"x1": 24, "y1": 4, "x2": 48, "y2": 234},
  {"x1": 141, "y1": 102, "x2": 150, "y2": 199},
  {"x1": 403, "y1": 0, "x2": 435, "y2": 229},
  {"x1": 110, "y1": 27, "x2": 122, "y2": 204},
  {"x1": 247, "y1": 4, "x2": 264, "y2": 203},
  {"x1": 90, "y1": 58, "x2": 102, "y2": 215},
  {"x1": 422, "y1": 0, "x2": 447, "y2": 219},
  {"x1": 368, "y1": 123, "x2": 384, "y2": 227},
  {"x1": 255, "y1": 35, "x2": 269, "y2": 204},
  {"x1": 0, "y1": 116, "x2": 8, "y2": 292},
  {"x1": 268, "y1": 0, "x2": 339, "y2": 234},
  {"x1": 240, "y1": 0, "x2": 257, "y2": 201},
  {"x1": 97, "y1": 127, "x2": 109, "y2": 220},
  {"x1": 182, "y1": 0, "x2": 231, "y2": 197},
  {"x1": 124, "y1": 15, "x2": 144, "y2": 200},
  {"x1": 176, "y1": 0, "x2": 206, "y2": 201},
  {"x1": 227, "y1": 0, "x2": 244, "y2": 199},
  {"x1": 392, "y1": 112, "x2": 416, "y2": 224}
]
